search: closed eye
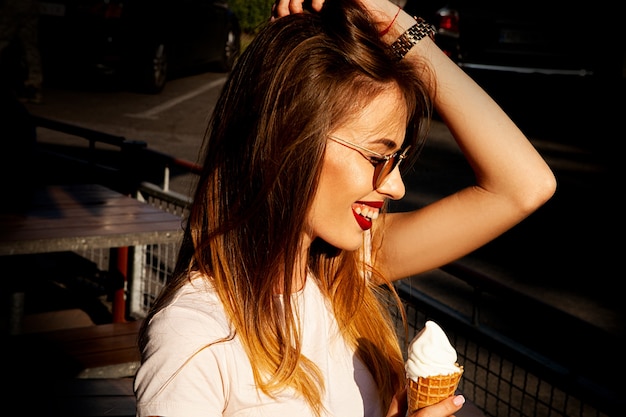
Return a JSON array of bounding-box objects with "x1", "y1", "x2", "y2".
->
[{"x1": 367, "y1": 156, "x2": 385, "y2": 166}]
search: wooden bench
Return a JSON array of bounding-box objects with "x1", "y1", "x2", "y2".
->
[
  {"x1": 7, "y1": 319, "x2": 143, "y2": 378},
  {"x1": 49, "y1": 377, "x2": 136, "y2": 417},
  {"x1": 7, "y1": 320, "x2": 142, "y2": 416}
]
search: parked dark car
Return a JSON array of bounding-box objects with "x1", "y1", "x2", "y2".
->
[
  {"x1": 403, "y1": 0, "x2": 622, "y2": 83},
  {"x1": 37, "y1": 0, "x2": 241, "y2": 93}
]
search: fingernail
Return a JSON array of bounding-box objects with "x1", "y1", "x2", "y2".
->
[{"x1": 453, "y1": 395, "x2": 466, "y2": 406}]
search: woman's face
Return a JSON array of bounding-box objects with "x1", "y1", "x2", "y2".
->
[{"x1": 306, "y1": 87, "x2": 408, "y2": 251}]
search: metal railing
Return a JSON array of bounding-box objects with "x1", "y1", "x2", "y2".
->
[{"x1": 31, "y1": 115, "x2": 620, "y2": 417}]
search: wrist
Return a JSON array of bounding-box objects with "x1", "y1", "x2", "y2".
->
[
  {"x1": 394, "y1": 9, "x2": 418, "y2": 33},
  {"x1": 390, "y1": 18, "x2": 436, "y2": 60},
  {"x1": 366, "y1": 0, "x2": 412, "y2": 28},
  {"x1": 369, "y1": 2, "x2": 417, "y2": 43}
]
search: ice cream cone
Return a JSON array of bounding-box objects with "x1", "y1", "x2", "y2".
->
[{"x1": 407, "y1": 367, "x2": 463, "y2": 413}]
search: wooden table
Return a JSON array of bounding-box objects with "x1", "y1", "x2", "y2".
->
[
  {"x1": 0, "y1": 183, "x2": 183, "y2": 255},
  {"x1": 0, "y1": 183, "x2": 183, "y2": 327}
]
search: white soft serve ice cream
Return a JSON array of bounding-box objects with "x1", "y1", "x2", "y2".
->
[{"x1": 406, "y1": 320, "x2": 461, "y2": 380}]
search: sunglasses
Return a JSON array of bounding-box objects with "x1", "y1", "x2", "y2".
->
[{"x1": 328, "y1": 135, "x2": 410, "y2": 190}]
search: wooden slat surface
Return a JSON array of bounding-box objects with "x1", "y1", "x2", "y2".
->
[
  {"x1": 0, "y1": 183, "x2": 183, "y2": 255},
  {"x1": 40, "y1": 378, "x2": 136, "y2": 417},
  {"x1": 7, "y1": 322, "x2": 141, "y2": 416},
  {"x1": 43, "y1": 320, "x2": 143, "y2": 369},
  {"x1": 8, "y1": 320, "x2": 143, "y2": 377}
]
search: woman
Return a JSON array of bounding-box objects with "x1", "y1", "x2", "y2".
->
[{"x1": 134, "y1": 0, "x2": 556, "y2": 416}]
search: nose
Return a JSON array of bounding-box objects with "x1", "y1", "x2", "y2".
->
[{"x1": 376, "y1": 167, "x2": 405, "y2": 200}]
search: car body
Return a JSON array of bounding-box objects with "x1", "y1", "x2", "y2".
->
[
  {"x1": 38, "y1": 0, "x2": 241, "y2": 93},
  {"x1": 403, "y1": 0, "x2": 622, "y2": 83}
]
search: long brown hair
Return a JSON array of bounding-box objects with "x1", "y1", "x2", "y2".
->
[{"x1": 139, "y1": 0, "x2": 433, "y2": 415}]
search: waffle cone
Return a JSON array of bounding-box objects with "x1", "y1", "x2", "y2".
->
[{"x1": 407, "y1": 367, "x2": 463, "y2": 413}]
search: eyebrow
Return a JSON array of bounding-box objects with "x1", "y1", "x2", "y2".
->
[{"x1": 368, "y1": 137, "x2": 403, "y2": 153}]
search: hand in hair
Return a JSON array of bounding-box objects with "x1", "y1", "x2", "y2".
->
[{"x1": 272, "y1": 0, "x2": 325, "y2": 19}]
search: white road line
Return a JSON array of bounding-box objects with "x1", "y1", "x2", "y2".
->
[{"x1": 125, "y1": 77, "x2": 227, "y2": 120}]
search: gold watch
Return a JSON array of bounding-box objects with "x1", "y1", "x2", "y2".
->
[{"x1": 390, "y1": 18, "x2": 436, "y2": 60}]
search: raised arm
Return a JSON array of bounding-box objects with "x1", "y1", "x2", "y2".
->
[{"x1": 365, "y1": 0, "x2": 557, "y2": 279}]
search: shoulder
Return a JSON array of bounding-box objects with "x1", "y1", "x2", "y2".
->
[
  {"x1": 146, "y1": 273, "x2": 232, "y2": 345},
  {"x1": 136, "y1": 274, "x2": 238, "y2": 411}
]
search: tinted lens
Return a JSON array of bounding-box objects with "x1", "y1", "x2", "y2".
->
[{"x1": 373, "y1": 155, "x2": 399, "y2": 189}]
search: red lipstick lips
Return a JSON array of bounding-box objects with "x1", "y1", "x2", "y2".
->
[{"x1": 352, "y1": 201, "x2": 383, "y2": 231}]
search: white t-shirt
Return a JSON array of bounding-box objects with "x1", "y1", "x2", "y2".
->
[{"x1": 134, "y1": 272, "x2": 382, "y2": 417}]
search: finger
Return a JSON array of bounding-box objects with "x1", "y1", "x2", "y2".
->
[
  {"x1": 410, "y1": 395, "x2": 465, "y2": 417},
  {"x1": 288, "y1": 0, "x2": 306, "y2": 14},
  {"x1": 272, "y1": 0, "x2": 296, "y2": 18},
  {"x1": 310, "y1": 0, "x2": 325, "y2": 12}
]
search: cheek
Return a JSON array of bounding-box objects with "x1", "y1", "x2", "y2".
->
[
  {"x1": 322, "y1": 154, "x2": 358, "y2": 192},
  {"x1": 321, "y1": 146, "x2": 376, "y2": 194},
  {"x1": 306, "y1": 152, "x2": 372, "y2": 244}
]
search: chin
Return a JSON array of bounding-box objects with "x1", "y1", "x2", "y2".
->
[{"x1": 332, "y1": 235, "x2": 365, "y2": 253}]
